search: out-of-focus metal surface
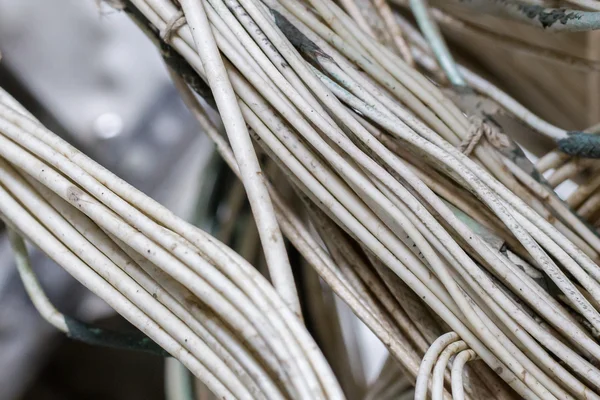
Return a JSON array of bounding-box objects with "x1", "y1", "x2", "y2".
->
[
  {"x1": 0, "y1": 1, "x2": 212, "y2": 398},
  {"x1": 0, "y1": 0, "x2": 169, "y2": 149}
]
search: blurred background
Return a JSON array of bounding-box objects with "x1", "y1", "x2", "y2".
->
[{"x1": 0, "y1": 1, "x2": 386, "y2": 399}]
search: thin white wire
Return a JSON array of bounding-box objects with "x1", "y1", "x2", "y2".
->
[
  {"x1": 178, "y1": 0, "x2": 301, "y2": 319},
  {"x1": 431, "y1": 341, "x2": 468, "y2": 400},
  {"x1": 409, "y1": 0, "x2": 465, "y2": 86},
  {"x1": 7, "y1": 228, "x2": 68, "y2": 332},
  {"x1": 451, "y1": 350, "x2": 478, "y2": 400}
]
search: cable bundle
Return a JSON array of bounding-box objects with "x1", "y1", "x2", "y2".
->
[
  {"x1": 0, "y1": 90, "x2": 342, "y2": 399},
  {"x1": 3, "y1": 0, "x2": 600, "y2": 399}
]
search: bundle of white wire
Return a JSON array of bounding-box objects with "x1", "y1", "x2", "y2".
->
[
  {"x1": 3, "y1": 0, "x2": 600, "y2": 398},
  {"x1": 391, "y1": 0, "x2": 600, "y2": 232},
  {"x1": 0, "y1": 89, "x2": 343, "y2": 400},
  {"x1": 127, "y1": 0, "x2": 600, "y2": 397}
]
